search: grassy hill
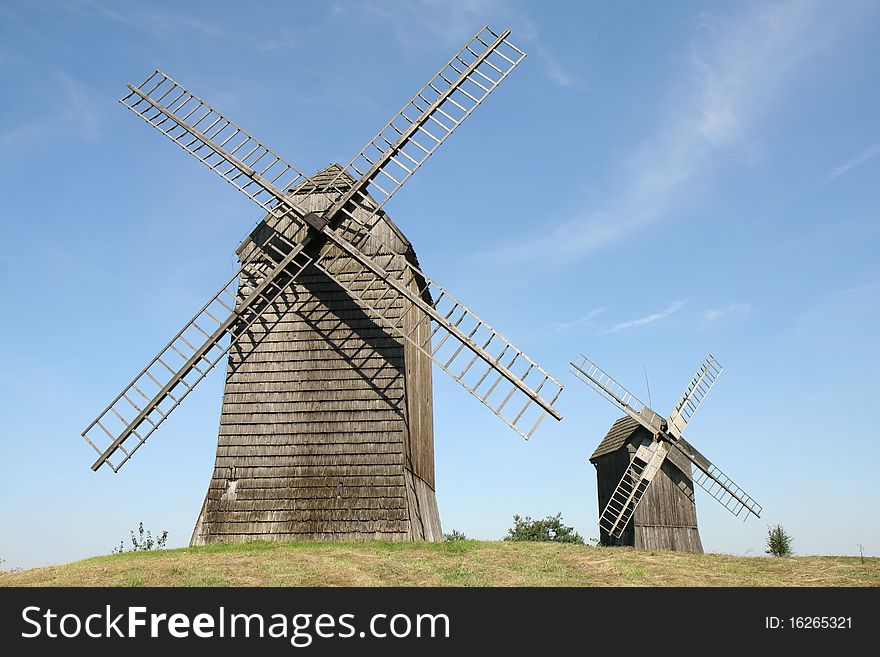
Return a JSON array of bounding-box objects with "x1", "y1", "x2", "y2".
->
[{"x1": 2, "y1": 541, "x2": 877, "y2": 587}]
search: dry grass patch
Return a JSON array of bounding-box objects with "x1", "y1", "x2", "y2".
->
[{"x1": 1, "y1": 541, "x2": 877, "y2": 587}]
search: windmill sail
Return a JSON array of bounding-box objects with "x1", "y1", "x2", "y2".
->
[
  {"x1": 84, "y1": 241, "x2": 315, "y2": 472},
  {"x1": 570, "y1": 354, "x2": 665, "y2": 434},
  {"x1": 119, "y1": 26, "x2": 525, "y2": 248},
  {"x1": 666, "y1": 355, "x2": 723, "y2": 438},
  {"x1": 84, "y1": 26, "x2": 559, "y2": 471},
  {"x1": 120, "y1": 70, "x2": 311, "y2": 223},
  {"x1": 672, "y1": 439, "x2": 762, "y2": 519},
  {"x1": 599, "y1": 441, "x2": 671, "y2": 537},
  {"x1": 322, "y1": 26, "x2": 525, "y2": 243},
  {"x1": 313, "y1": 234, "x2": 564, "y2": 438}
]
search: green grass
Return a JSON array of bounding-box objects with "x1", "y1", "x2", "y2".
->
[{"x1": 2, "y1": 540, "x2": 877, "y2": 587}]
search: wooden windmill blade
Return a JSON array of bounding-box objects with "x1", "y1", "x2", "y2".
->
[
  {"x1": 84, "y1": 26, "x2": 557, "y2": 471},
  {"x1": 320, "y1": 26, "x2": 526, "y2": 243},
  {"x1": 311, "y1": 236, "x2": 564, "y2": 438},
  {"x1": 83, "y1": 233, "x2": 317, "y2": 472},
  {"x1": 661, "y1": 355, "x2": 761, "y2": 519},
  {"x1": 666, "y1": 354, "x2": 723, "y2": 438},
  {"x1": 571, "y1": 354, "x2": 675, "y2": 536},
  {"x1": 120, "y1": 69, "x2": 311, "y2": 225},
  {"x1": 570, "y1": 354, "x2": 666, "y2": 434},
  {"x1": 409, "y1": 266, "x2": 562, "y2": 437},
  {"x1": 671, "y1": 439, "x2": 763, "y2": 519},
  {"x1": 119, "y1": 26, "x2": 525, "y2": 248},
  {"x1": 118, "y1": 28, "x2": 524, "y2": 253},
  {"x1": 599, "y1": 441, "x2": 671, "y2": 538}
]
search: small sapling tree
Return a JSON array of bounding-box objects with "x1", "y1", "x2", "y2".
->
[
  {"x1": 112, "y1": 522, "x2": 169, "y2": 554},
  {"x1": 765, "y1": 524, "x2": 793, "y2": 557}
]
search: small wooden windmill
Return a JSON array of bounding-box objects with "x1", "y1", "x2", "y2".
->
[
  {"x1": 570, "y1": 353, "x2": 761, "y2": 551},
  {"x1": 81, "y1": 27, "x2": 564, "y2": 544}
]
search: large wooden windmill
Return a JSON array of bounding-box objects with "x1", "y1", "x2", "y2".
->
[
  {"x1": 81, "y1": 27, "x2": 564, "y2": 544},
  {"x1": 570, "y1": 353, "x2": 761, "y2": 551}
]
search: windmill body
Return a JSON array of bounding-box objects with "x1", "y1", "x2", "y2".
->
[
  {"x1": 81, "y1": 28, "x2": 564, "y2": 543},
  {"x1": 570, "y1": 354, "x2": 761, "y2": 551},
  {"x1": 191, "y1": 165, "x2": 440, "y2": 544},
  {"x1": 590, "y1": 417, "x2": 702, "y2": 552}
]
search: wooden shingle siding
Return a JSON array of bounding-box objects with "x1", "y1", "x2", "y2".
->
[
  {"x1": 190, "y1": 164, "x2": 441, "y2": 545},
  {"x1": 207, "y1": 481, "x2": 405, "y2": 497}
]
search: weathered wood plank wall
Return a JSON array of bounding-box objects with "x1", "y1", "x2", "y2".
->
[{"x1": 191, "y1": 165, "x2": 441, "y2": 544}]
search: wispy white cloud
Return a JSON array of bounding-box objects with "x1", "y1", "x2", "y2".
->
[
  {"x1": 827, "y1": 142, "x2": 880, "y2": 180},
  {"x1": 57, "y1": 72, "x2": 101, "y2": 140},
  {"x1": 702, "y1": 302, "x2": 751, "y2": 323},
  {"x1": 74, "y1": 0, "x2": 228, "y2": 39},
  {"x1": 354, "y1": 0, "x2": 504, "y2": 49},
  {"x1": 552, "y1": 307, "x2": 606, "y2": 332},
  {"x1": 351, "y1": 0, "x2": 576, "y2": 87},
  {"x1": 255, "y1": 28, "x2": 299, "y2": 52},
  {"x1": 494, "y1": 0, "x2": 865, "y2": 263},
  {"x1": 601, "y1": 300, "x2": 687, "y2": 335},
  {"x1": 535, "y1": 46, "x2": 575, "y2": 88},
  {"x1": 0, "y1": 72, "x2": 102, "y2": 157},
  {"x1": 792, "y1": 280, "x2": 880, "y2": 342}
]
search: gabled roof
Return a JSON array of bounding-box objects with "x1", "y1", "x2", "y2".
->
[{"x1": 589, "y1": 416, "x2": 645, "y2": 462}]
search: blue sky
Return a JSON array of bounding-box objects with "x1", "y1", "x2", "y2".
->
[{"x1": 1, "y1": 0, "x2": 878, "y2": 569}]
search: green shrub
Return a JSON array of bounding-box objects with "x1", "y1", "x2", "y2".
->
[
  {"x1": 444, "y1": 529, "x2": 468, "y2": 542},
  {"x1": 504, "y1": 513, "x2": 584, "y2": 544}
]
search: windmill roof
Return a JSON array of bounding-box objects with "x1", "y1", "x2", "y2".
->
[
  {"x1": 236, "y1": 162, "x2": 432, "y2": 304},
  {"x1": 589, "y1": 416, "x2": 644, "y2": 462},
  {"x1": 288, "y1": 162, "x2": 355, "y2": 194},
  {"x1": 289, "y1": 163, "x2": 415, "y2": 252}
]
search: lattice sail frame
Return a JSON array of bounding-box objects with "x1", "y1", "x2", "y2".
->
[
  {"x1": 83, "y1": 26, "x2": 563, "y2": 473},
  {"x1": 598, "y1": 441, "x2": 670, "y2": 537},
  {"x1": 312, "y1": 244, "x2": 563, "y2": 439},
  {"x1": 571, "y1": 353, "x2": 761, "y2": 536},
  {"x1": 325, "y1": 26, "x2": 526, "y2": 237},
  {"x1": 667, "y1": 355, "x2": 723, "y2": 438}
]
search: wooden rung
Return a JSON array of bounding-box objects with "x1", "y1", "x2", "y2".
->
[
  {"x1": 454, "y1": 86, "x2": 481, "y2": 104},
  {"x1": 109, "y1": 406, "x2": 130, "y2": 426},
  {"x1": 466, "y1": 75, "x2": 491, "y2": 94},
  {"x1": 471, "y1": 66, "x2": 497, "y2": 86},
  {"x1": 494, "y1": 385, "x2": 517, "y2": 414},
  {"x1": 510, "y1": 398, "x2": 532, "y2": 426},
  {"x1": 369, "y1": 179, "x2": 390, "y2": 198},
  {"x1": 444, "y1": 95, "x2": 468, "y2": 113},
  {"x1": 415, "y1": 125, "x2": 441, "y2": 144}
]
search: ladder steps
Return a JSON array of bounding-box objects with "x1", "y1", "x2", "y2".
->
[{"x1": 599, "y1": 448, "x2": 665, "y2": 538}]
